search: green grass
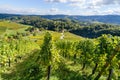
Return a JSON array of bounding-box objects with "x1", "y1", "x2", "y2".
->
[
  {"x1": 0, "y1": 27, "x2": 7, "y2": 34},
  {"x1": 64, "y1": 32, "x2": 83, "y2": 41},
  {"x1": 0, "y1": 21, "x2": 30, "y2": 35},
  {"x1": 0, "y1": 20, "x2": 83, "y2": 42},
  {"x1": 29, "y1": 30, "x2": 83, "y2": 45},
  {"x1": 0, "y1": 21, "x2": 25, "y2": 30}
]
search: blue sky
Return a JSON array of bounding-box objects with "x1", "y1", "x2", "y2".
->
[{"x1": 0, "y1": 0, "x2": 120, "y2": 15}]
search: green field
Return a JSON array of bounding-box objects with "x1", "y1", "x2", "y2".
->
[
  {"x1": 0, "y1": 21, "x2": 30, "y2": 36},
  {"x1": 29, "y1": 30, "x2": 83, "y2": 45},
  {"x1": 0, "y1": 20, "x2": 83, "y2": 42}
]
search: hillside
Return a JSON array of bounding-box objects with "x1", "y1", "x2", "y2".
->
[
  {"x1": 0, "y1": 17, "x2": 120, "y2": 80},
  {"x1": 1, "y1": 31, "x2": 120, "y2": 80},
  {"x1": 1, "y1": 14, "x2": 120, "y2": 38},
  {"x1": 0, "y1": 13, "x2": 20, "y2": 19},
  {"x1": 1, "y1": 13, "x2": 120, "y2": 24},
  {"x1": 41, "y1": 15, "x2": 120, "y2": 25},
  {"x1": 6, "y1": 16, "x2": 120, "y2": 38},
  {"x1": 29, "y1": 30, "x2": 82, "y2": 45},
  {"x1": 0, "y1": 21, "x2": 30, "y2": 35}
]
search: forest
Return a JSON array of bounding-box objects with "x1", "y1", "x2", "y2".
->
[{"x1": 0, "y1": 15, "x2": 120, "y2": 80}]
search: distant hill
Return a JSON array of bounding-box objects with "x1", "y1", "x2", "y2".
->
[
  {"x1": 1, "y1": 13, "x2": 120, "y2": 38},
  {"x1": 0, "y1": 13, "x2": 20, "y2": 19},
  {"x1": 41, "y1": 15, "x2": 120, "y2": 25},
  {"x1": 1, "y1": 13, "x2": 120, "y2": 25}
]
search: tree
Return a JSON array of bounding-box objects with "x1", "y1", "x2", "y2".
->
[
  {"x1": 71, "y1": 41, "x2": 80, "y2": 64},
  {"x1": 36, "y1": 32, "x2": 52, "y2": 80},
  {"x1": 79, "y1": 39, "x2": 95, "y2": 70},
  {"x1": 94, "y1": 35, "x2": 120, "y2": 80},
  {"x1": 55, "y1": 40, "x2": 72, "y2": 58}
]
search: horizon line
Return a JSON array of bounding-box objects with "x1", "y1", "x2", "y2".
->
[{"x1": 0, "y1": 13, "x2": 120, "y2": 16}]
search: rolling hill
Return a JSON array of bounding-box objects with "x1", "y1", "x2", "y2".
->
[
  {"x1": 0, "y1": 21, "x2": 29, "y2": 35},
  {"x1": 1, "y1": 13, "x2": 120, "y2": 25},
  {"x1": 1, "y1": 13, "x2": 120, "y2": 38},
  {"x1": 41, "y1": 15, "x2": 120, "y2": 25}
]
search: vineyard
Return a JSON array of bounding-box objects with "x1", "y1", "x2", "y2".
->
[
  {"x1": 0, "y1": 30, "x2": 120, "y2": 80},
  {"x1": 0, "y1": 15, "x2": 120, "y2": 80},
  {"x1": 1, "y1": 0, "x2": 120, "y2": 79}
]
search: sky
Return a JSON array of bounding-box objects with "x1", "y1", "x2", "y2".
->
[{"x1": 0, "y1": 0, "x2": 120, "y2": 15}]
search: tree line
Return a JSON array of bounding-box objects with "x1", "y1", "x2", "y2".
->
[{"x1": 6, "y1": 16, "x2": 120, "y2": 38}]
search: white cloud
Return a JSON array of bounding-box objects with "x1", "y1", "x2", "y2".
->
[
  {"x1": 68, "y1": 0, "x2": 120, "y2": 15},
  {"x1": 45, "y1": 0, "x2": 67, "y2": 3},
  {"x1": 0, "y1": 5, "x2": 71, "y2": 15},
  {"x1": 0, "y1": 5, "x2": 47, "y2": 15},
  {"x1": 90, "y1": 0, "x2": 120, "y2": 6},
  {"x1": 45, "y1": 0, "x2": 83, "y2": 3},
  {"x1": 69, "y1": 3, "x2": 82, "y2": 7},
  {"x1": 45, "y1": 0, "x2": 120, "y2": 9},
  {"x1": 84, "y1": 8, "x2": 120, "y2": 15},
  {"x1": 49, "y1": 8, "x2": 58, "y2": 14},
  {"x1": 1, "y1": 0, "x2": 120, "y2": 15},
  {"x1": 49, "y1": 8, "x2": 71, "y2": 15},
  {"x1": 103, "y1": 8, "x2": 120, "y2": 15},
  {"x1": 69, "y1": 0, "x2": 83, "y2": 3},
  {"x1": 50, "y1": 8, "x2": 58, "y2": 12}
]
